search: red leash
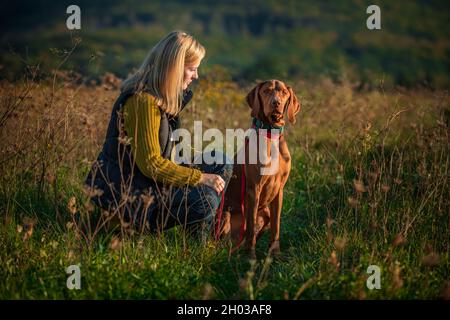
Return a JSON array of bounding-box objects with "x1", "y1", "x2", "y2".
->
[{"x1": 238, "y1": 137, "x2": 249, "y2": 245}]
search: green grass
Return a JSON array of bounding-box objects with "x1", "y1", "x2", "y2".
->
[
  {"x1": 1, "y1": 141, "x2": 448, "y2": 299},
  {"x1": 0, "y1": 77, "x2": 448, "y2": 299}
]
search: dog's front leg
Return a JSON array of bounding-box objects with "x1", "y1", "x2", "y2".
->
[
  {"x1": 245, "y1": 181, "x2": 261, "y2": 260},
  {"x1": 268, "y1": 189, "x2": 283, "y2": 255}
]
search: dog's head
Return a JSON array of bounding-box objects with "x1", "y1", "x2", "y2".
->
[{"x1": 246, "y1": 80, "x2": 301, "y2": 127}]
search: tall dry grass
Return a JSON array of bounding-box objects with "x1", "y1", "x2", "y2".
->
[{"x1": 0, "y1": 66, "x2": 448, "y2": 298}]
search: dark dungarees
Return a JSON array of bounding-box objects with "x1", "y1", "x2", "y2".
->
[{"x1": 85, "y1": 89, "x2": 232, "y2": 238}]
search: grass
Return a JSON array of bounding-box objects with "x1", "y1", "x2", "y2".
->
[{"x1": 0, "y1": 70, "x2": 449, "y2": 299}]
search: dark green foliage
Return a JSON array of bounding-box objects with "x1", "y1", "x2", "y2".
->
[{"x1": 1, "y1": 0, "x2": 449, "y2": 87}]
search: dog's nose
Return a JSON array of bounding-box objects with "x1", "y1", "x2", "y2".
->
[{"x1": 271, "y1": 100, "x2": 281, "y2": 107}]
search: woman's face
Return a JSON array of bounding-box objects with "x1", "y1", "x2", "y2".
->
[{"x1": 183, "y1": 60, "x2": 201, "y2": 90}]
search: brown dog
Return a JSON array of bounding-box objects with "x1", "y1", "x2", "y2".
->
[{"x1": 219, "y1": 80, "x2": 301, "y2": 258}]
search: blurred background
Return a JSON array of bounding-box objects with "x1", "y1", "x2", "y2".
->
[{"x1": 1, "y1": 0, "x2": 449, "y2": 88}]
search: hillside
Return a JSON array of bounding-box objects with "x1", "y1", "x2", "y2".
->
[{"x1": 1, "y1": 0, "x2": 449, "y2": 87}]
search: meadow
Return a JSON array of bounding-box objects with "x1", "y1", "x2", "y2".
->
[{"x1": 0, "y1": 71, "x2": 448, "y2": 299}]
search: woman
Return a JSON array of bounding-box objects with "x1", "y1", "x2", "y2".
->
[{"x1": 85, "y1": 31, "x2": 232, "y2": 239}]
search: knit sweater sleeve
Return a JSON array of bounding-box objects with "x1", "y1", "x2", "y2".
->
[{"x1": 123, "y1": 92, "x2": 202, "y2": 187}]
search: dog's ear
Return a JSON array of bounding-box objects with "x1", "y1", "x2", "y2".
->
[
  {"x1": 286, "y1": 86, "x2": 301, "y2": 124},
  {"x1": 246, "y1": 82, "x2": 265, "y2": 118}
]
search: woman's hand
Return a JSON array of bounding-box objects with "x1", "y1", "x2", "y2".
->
[{"x1": 199, "y1": 173, "x2": 225, "y2": 194}]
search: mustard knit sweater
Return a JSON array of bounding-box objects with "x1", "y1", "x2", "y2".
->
[{"x1": 123, "y1": 92, "x2": 202, "y2": 187}]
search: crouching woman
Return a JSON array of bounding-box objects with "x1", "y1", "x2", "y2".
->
[{"x1": 85, "y1": 31, "x2": 232, "y2": 240}]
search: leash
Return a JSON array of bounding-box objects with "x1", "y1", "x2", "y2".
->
[
  {"x1": 228, "y1": 138, "x2": 248, "y2": 253},
  {"x1": 238, "y1": 137, "x2": 249, "y2": 245}
]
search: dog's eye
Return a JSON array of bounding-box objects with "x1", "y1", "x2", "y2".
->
[
  {"x1": 263, "y1": 89, "x2": 270, "y2": 94},
  {"x1": 281, "y1": 90, "x2": 288, "y2": 95}
]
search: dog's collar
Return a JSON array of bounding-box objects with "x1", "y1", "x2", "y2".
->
[{"x1": 251, "y1": 117, "x2": 284, "y2": 139}]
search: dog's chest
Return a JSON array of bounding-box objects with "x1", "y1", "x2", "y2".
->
[{"x1": 258, "y1": 146, "x2": 291, "y2": 206}]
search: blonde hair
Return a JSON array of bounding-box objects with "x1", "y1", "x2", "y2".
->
[{"x1": 120, "y1": 31, "x2": 205, "y2": 115}]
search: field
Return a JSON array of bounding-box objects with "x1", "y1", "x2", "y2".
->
[{"x1": 0, "y1": 72, "x2": 448, "y2": 299}]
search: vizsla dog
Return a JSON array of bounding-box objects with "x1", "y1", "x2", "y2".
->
[{"x1": 219, "y1": 80, "x2": 301, "y2": 258}]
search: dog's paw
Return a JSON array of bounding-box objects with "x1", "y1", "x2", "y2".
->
[
  {"x1": 248, "y1": 247, "x2": 257, "y2": 260},
  {"x1": 268, "y1": 240, "x2": 281, "y2": 256}
]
